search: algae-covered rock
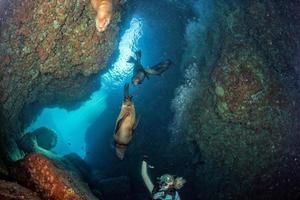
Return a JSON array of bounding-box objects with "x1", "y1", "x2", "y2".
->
[
  {"x1": 0, "y1": 179, "x2": 42, "y2": 200},
  {"x1": 20, "y1": 127, "x2": 57, "y2": 153},
  {"x1": 14, "y1": 153, "x2": 98, "y2": 200},
  {"x1": 212, "y1": 42, "x2": 269, "y2": 124},
  {"x1": 215, "y1": 85, "x2": 224, "y2": 97},
  {"x1": 0, "y1": 0, "x2": 122, "y2": 153},
  {"x1": 217, "y1": 101, "x2": 228, "y2": 114},
  {"x1": 171, "y1": 0, "x2": 300, "y2": 199},
  {"x1": 1, "y1": 135, "x2": 24, "y2": 162}
]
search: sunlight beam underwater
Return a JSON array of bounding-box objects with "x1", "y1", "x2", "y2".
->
[{"x1": 26, "y1": 17, "x2": 143, "y2": 157}]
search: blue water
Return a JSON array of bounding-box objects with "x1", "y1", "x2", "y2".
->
[
  {"x1": 26, "y1": 0, "x2": 189, "y2": 158},
  {"x1": 26, "y1": 16, "x2": 143, "y2": 157}
]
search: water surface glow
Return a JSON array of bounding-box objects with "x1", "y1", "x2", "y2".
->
[{"x1": 102, "y1": 17, "x2": 143, "y2": 88}]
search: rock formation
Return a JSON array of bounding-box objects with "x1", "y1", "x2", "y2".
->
[
  {"x1": 0, "y1": 0, "x2": 123, "y2": 198},
  {"x1": 0, "y1": 180, "x2": 41, "y2": 200},
  {"x1": 13, "y1": 153, "x2": 98, "y2": 200},
  {"x1": 171, "y1": 0, "x2": 300, "y2": 199},
  {"x1": 19, "y1": 127, "x2": 57, "y2": 153},
  {"x1": 0, "y1": 0, "x2": 122, "y2": 161}
]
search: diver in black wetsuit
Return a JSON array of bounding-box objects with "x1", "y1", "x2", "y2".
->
[
  {"x1": 141, "y1": 156, "x2": 186, "y2": 200},
  {"x1": 127, "y1": 50, "x2": 172, "y2": 86}
]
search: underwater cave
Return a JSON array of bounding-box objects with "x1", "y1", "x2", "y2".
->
[{"x1": 0, "y1": 0, "x2": 300, "y2": 199}]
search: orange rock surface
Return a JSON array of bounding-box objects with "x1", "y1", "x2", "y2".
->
[{"x1": 15, "y1": 153, "x2": 97, "y2": 200}]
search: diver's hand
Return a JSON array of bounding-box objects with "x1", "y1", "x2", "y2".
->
[
  {"x1": 142, "y1": 155, "x2": 154, "y2": 169},
  {"x1": 142, "y1": 155, "x2": 149, "y2": 162}
]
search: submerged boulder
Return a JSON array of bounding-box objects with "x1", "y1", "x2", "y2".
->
[
  {"x1": 0, "y1": 180, "x2": 41, "y2": 200},
  {"x1": 18, "y1": 127, "x2": 62, "y2": 161},
  {"x1": 19, "y1": 127, "x2": 57, "y2": 153},
  {"x1": 89, "y1": 175, "x2": 130, "y2": 199},
  {"x1": 0, "y1": 158, "x2": 8, "y2": 178},
  {"x1": 63, "y1": 153, "x2": 92, "y2": 181},
  {"x1": 33, "y1": 127, "x2": 58, "y2": 150},
  {"x1": 13, "y1": 153, "x2": 98, "y2": 200}
]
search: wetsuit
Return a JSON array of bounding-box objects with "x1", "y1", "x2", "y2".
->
[{"x1": 152, "y1": 188, "x2": 181, "y2": 200}]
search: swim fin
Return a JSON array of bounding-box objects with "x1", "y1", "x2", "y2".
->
[{"x1": 127, "y1": 56, "x2": 137, "y2": 64}]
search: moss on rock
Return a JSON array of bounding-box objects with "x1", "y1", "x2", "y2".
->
[
  {"x1": 0, "y1": 0, "x2": 123, "y2": 161},
  {"x1": 172, "y1": 0, "x2": 300, "y2": 199},
  {"x1": 215, "y1": 85, "x2": 224, "y2": 97}
]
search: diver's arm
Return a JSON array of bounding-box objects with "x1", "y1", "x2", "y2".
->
[{"x1": 141, "y1": 160, "x2": 154, "y2": 193}]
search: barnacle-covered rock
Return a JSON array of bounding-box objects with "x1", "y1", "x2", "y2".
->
[
  {"x1": 0, "y1": 0, "x2": 122, "y2": 160},
  {"x1": 14, "y1": 153, "x2": 98, "y2": 200},
  {"x1": 171, "y1": 0, "x2": 300, "y2": 199},
  {"x1": 212, "y1": 42, "x2": 270, "y2": 125}
]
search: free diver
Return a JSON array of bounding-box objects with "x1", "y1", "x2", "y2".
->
[
  {"x1": 113, "y1": 83, "x2": 139, "y2": 160},
  {"x1": 127, "y1": 50, "x2": 173, "y2": 86}
]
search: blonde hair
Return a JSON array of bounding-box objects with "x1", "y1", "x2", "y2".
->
[{"x1": 174, "y1": 177, "x2": 186, "y2": 190}]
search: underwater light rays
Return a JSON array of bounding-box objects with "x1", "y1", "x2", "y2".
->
[
  {"x1": 26, "y1": 89, "x2": 108, "y2": 157},
  {"x1": 101, "y1": 17, "x2": 143, "y2": 88}
]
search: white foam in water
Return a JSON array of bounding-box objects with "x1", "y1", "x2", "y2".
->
[
  {"x1": 26, "y1": 17, "x2": 143, "y2": 157},
  {"x1": 101, "y1": 17, "x2": 143, "y2": 89},
  {"x1": 26, "y1": 89, "x2": 108, "y2": 157},
  {"x1": 170, "y1": 0, "x2": 213, "y2": 140},
  {"x1": 171, "y1": 63, "x2": 200, "y2": 138}
]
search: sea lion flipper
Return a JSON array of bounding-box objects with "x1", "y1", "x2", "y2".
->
[
  {"x1": 133, "y1": 116, "x2": 140, "y2": 131},
  {"x1": 115, "y1": 112, "x2": 130, "y2": 134},
  {"x1": 146, "y1": 59, "x2": 172, "y2": 75},
  {"x1": 144, "y1": 68, "x2": 157, "y2": 76}
]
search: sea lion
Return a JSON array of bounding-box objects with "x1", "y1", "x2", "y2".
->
[
  {"x1": 91, "y1": 0, "x2": 113, "y2": 32},
  {"x1": 113, "y1": 83, "x2": 138, "y2": 159},
  {"x1": 127, "y1": 50, "x2": 173, "y2": 86}
]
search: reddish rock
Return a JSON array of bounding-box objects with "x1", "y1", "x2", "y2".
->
[{"x1": 14, "y1": 153, "x2": 97, "y2": 200}]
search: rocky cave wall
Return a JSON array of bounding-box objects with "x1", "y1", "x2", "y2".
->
[
  {"x1": 0, "y1": 0, "x2": 122, "y2": 163},
  {"x1": 172, "y1": 0, "x2": 300, "y2": 199}
]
